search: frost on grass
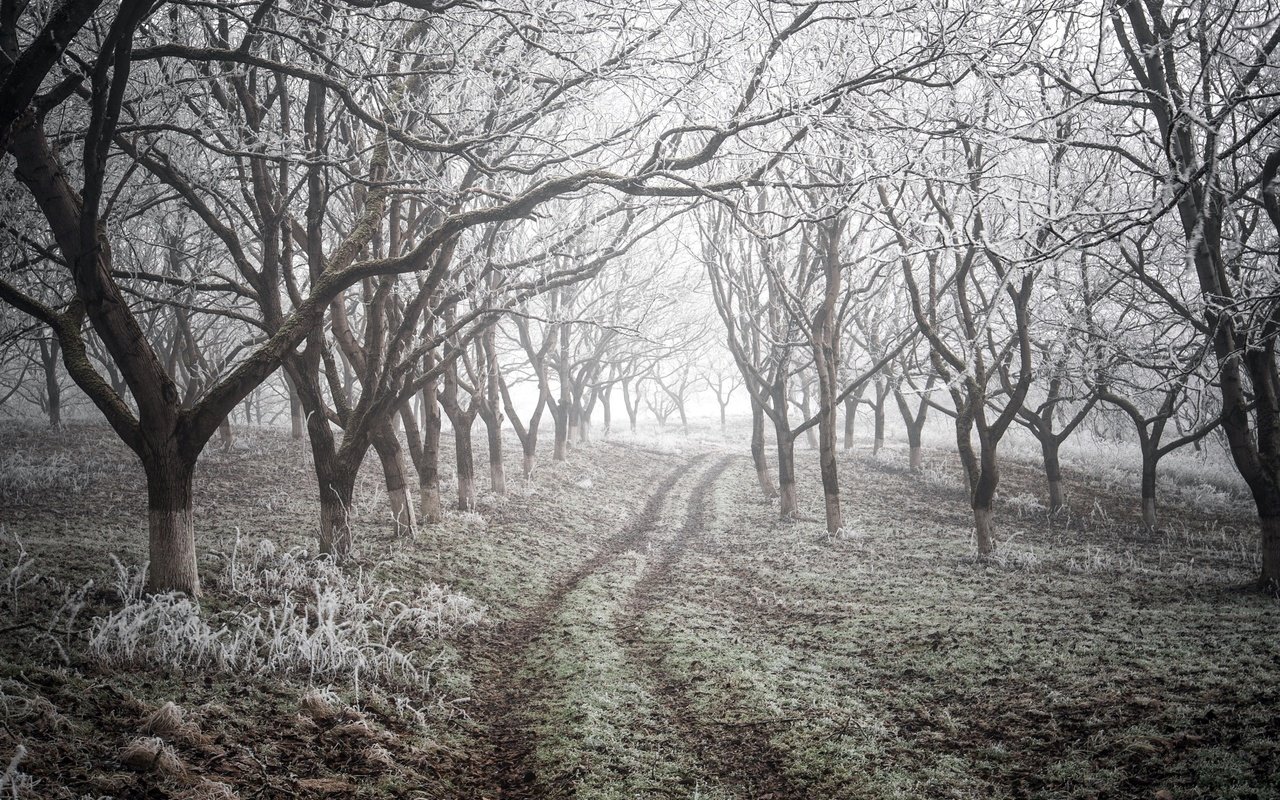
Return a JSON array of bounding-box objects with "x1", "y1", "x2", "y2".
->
[
  {"x1": 0, "y1": 451, "x2": 99, "y2": 504},
  {"x1": 89, "y1": 538, "x2": 486, "y2": 694}
]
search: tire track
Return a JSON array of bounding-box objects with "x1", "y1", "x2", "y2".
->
[
  {"x1": 464, "y1": 451, "x2": 709, "y2": 800},
  {"x1": 618, "y1": 453, "x2": 813, "y2": 800}
]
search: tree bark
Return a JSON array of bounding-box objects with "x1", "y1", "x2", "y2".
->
[
  {"x1": 751, "y1": 401, "x2": 778, "y2": 499},
  {"x1": 973, "y1": 506, "x2": 994, "y2": 557},
  {"x1": 486, "y1": 416, "x2": 506, "y2": 497},
  {"x1": 872, "y1": 379, "x2": 887, "y2": 455},
  {"x1": 318, "y1": 474, "x2": 356, "y2": 561},
  {"x1": 285, "y1": 372, "x2": 304, "y2": 440},
  {"x1": 454, "y1": 417, "x2": 476, "y2": 510},
  {"x1": 842, "y1": 391, "x2": 860, "y2": 450},
  {"x1": 39, "y1": 337, "x2": 60, "y2": 429},
  {"x1": 774, "y1": 419, "x2": 797, "y2": 519},
  {"x1": 972, "y1": 439, "x2": 999, "y2": 556},
  {"x1": 1141, "y1": 452, "x2": 1158, "y2": 531},
  {"x1": 372, "y1": 424, "x2": 416, "y2": 538},
  {"x1": 143, "y1": 454, "x2": 200, "y2": 596},
  {"x1": 1042, "y1": 438, "x2": 1064, "y2": 513},
  {"x1": 408, "y1": 381, "x2": 444, "y2": 523},
  {"x1": 1261, "y1": 516, "x2": 1280, "y2": 594}
]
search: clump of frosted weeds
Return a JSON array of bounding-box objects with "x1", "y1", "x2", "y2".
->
[
  {"x1": 0, "y1": 744, "x2": 34, "y2": 798},
  {"x1": 1003, "y1": 493, "x2": 1047, "y2": 519},
  {"x1": 118, "y1": 737, "x2": 185, "y2": 777},
  {"x1": 918, "y1": 464, "x2": 965, "y2": 494},
  {"x1": 450, "y1": 510, "x2": 487, "y2": 528},
  {"x1": 1, "y1": 529, "x2": 37, "y2": 599},
  {"x1": 89, "y1": 537, "x2": 486, "y2": 698},
  {"x1": 992, "y1": 546, "x2": 1042, "y2": 571},
  {"x1": 0, "y1": 451, "x2": 97, "y2": 503}
]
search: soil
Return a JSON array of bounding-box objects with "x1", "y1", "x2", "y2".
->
[{"x1": 0, "y1": 420, "x2": 1274, "y2": 799}]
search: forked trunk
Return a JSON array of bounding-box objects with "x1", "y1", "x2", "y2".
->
[
  {"x1": 842, "y1": 395, "x2": 858, "y2": 450},
  {"x1": 144, "y1": 456, "x2": 200, "y2": 596},
  {"x1": 909, "y1": 446, "x2": 922, "y2": 471},
  {"x1": 1142, "y1": 496, "x2": 1157, "y2": 531},
  {"x1": 522, "y1": 452, "x2": 536, "y2": 480}
]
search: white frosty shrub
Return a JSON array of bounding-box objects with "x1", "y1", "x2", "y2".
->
[
  {"x1": 1003, "y1": 493, "x2": 1046, "y2": 518},
  {"x1": 89, "y1": 538, "x2": 486, "y2": 692}
]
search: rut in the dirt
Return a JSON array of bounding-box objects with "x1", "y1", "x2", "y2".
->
[
  {"x1": 617, "y1": 453, "x2": 813, "y2": 800},
  {"x1": 463, "y1": 453, "x2": 708, "y2": 800}
]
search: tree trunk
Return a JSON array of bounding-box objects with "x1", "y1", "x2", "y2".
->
[
  {"x1": 1141, "y1": 452, "x2": 1158, "y2": 530},
  {"x1": 601, "y1": 388, "x2": 612, "y2": 437},
  {"x1": 872, "y1": 381, "x2": 887, "y2": 455},
  {"x1": 1261, "y1": 516, "x2": 1280, "y2": 593},
  {"x1": 842, "y1": 393, "x2": 859, "y2": 450},
  {"x1": 1042, "y1": 438, "x2": 1064, "y2": 513},
  {"x1": 774, "y1": 420, "x2": 797, "y2": 519},
  {"x1": 896, "y1": 384, "x2": 930, "y2": 472},
  {"x1": 372, "y1": 426, "x2": 416, "y2": 538},
  {"x1": 817, "y1": 400, "x2": 841, "y2": 533},
  {"x1": 40, "y1": 338, "x2": 60, "y2": 429},
  {"x1": 143, "y1": 455, "x2": 200, "y2": 596},
  {"x1": 954, "y1": 408, "x2": 979, "y2": 498},
  {"x1": 972, "y1": 439, "x2": 999, "y2": 556},
  {"x1": 455, "y1": 419, "x2": 476, "y2": 510},
  {"x1": 486, "y1": 415, "x2": 506, "y2": 496},
  {"x1": 219, "y1": 417, "x2": 233, "y2": 453},
  {"x1": 751, "y1": 401, "x2": 778, "y2": 499},
  {"x1": 315, "y1": 454, "x2": 358, "y2": 561},
  {"x1": 286, "y1": 374, "x2": 304, "y2": 440},
  {"x1": 973, "y1": 506, "x2": 994, "y2": 557},
  {"x1": 553, "y1": 403, "x2": 569, "y2": 461},
  {"x1": 568, "y1": 403, "x2": 581, "y2": 445},
  {"x1": 800, "y1": 382, "x2": 817, "y2": 449}
]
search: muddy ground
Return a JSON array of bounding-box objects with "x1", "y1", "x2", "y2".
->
[{"x1": 0, "y1": 420, "x2": 1275, "y2": 799}]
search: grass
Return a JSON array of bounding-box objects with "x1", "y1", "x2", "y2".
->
[{"x1": 0, "y1": 417, "x2": 1275, "y2": 798}]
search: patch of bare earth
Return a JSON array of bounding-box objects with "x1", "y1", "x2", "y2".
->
[
  {"x1": 616, "y1": 453, "x2": 813, "y2": 800},
  {"x1": 451, "y1": 453, "x2": 704, "y2": 799}
]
